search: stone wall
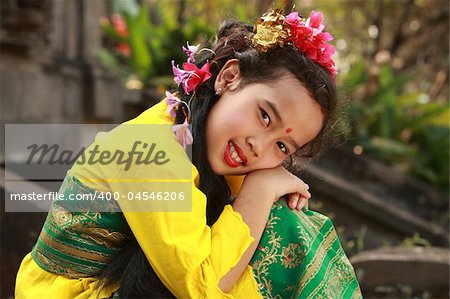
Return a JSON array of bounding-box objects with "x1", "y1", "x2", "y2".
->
[{"x1": 1, "y1": 0, "x2": 127, "y2": 162}]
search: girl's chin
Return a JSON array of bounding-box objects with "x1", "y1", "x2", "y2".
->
[
  {"x1": 210, "y1": 165, "x2": 247, "y2": 176},
  {"x1": 219, "y1": 168, "x2": 249, "y2": 176}
]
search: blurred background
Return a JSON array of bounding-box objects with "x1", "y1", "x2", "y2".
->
[{"x1": 1, "y1": 0, "x2": 448, "y2": 298}]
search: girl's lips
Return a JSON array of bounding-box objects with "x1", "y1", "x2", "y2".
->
[
  {"x1": 224, "y1": 143, "x2": 240, "y2": 167},
  {"x1": 224, "y1": 141, "x2": 248, "y2": 168},
  {"x1": 233, "y1": 142, "x2": 248, "y2": 164}
]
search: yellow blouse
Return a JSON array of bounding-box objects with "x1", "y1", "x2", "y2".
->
[{"x1": 15, "y1": 100, "x2": 262, "y2": 298}]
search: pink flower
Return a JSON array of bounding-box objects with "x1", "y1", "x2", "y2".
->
[
  {"x1": 182, "y1": 42, "x2": 200, "y2": 63},
  {"x1": 172, "y1": 119, "x2": 193, "y2": 149},
  {"x1": 285, "y1": 12, "x2": 301, "y2": 26},
  {"x1": 306, "y1": 11, "x2": 325, "y2": 35},
  {"x1": 322, "y1": 44, "x2": 335, "y2": 60},
  {"x1": 164, "y1": 91, "x2": 181, "y2": 118},
  {"x1": 182, "y1": 62, "x2": 212, "y2": 94},
  {"x1": 111, "y1": 14, "x2": 128, "y2": 37},
  {"x1": 172, "y1": 60, "x2": 192, "y2": 89},
  {"x1": 285, "y1": 10, "x2": 337, "y2": 77},
  {"x1": 172, "y1": 60, "x2": 212, "y2": 94}
]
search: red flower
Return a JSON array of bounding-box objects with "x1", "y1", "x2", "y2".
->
[
  {"x1": 111, "y1": 14, "x2": 128, "y2": 37},
  {"x1": 116, "y1": 43, "x2": 131, "y2": 57},
  {"x1": 182, "y1": 62, "x2": 212, "y2": 94},
  {"x1": 285, "y1": 11, "x2": 337, "y2": 77}
]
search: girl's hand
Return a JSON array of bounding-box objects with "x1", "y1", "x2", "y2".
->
[
  {"x1": 286, "y1": 192, "x2": 309, "y2": 211},
  {"x1": 224, "y1": 166, "x2": 310, "y2": 292},
  {"x1": 242, "y1": 166, "x2": 311, "y2": 211}
]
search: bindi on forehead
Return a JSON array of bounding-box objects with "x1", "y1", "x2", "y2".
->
[{"x1": 286, "y1": 128, "x2": 293, "y2": 134}]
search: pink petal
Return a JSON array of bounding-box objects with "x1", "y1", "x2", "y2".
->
[
  {"x1": 185, "y1": 75, "x2": 200, "y2": 94},
  {"x1": 182, "y1": 62, "x2": 199, "y2": 72},
  {"x1": 172, "y1": 120, "x2": 193, "y2": 149},
  {"x1": 164, "y1": 91, "x2": 181, "y2": 118},
  {"x1": 307, "y1": 11, "x2": 323, "y2": 29},
  {"x1": 200, "y1": 62, "x2": 212, "y2": 81},
  {"x1": 286, "y1": 12, "x2": 300, "y2": 26},
  {"x1": 182, "y1": 42, "x2": 200, "y2": 63}
]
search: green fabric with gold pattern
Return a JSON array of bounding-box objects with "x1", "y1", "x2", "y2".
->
[
  {"x1": 250, "y1": 200, "x2": 363, "y2": 299},
  {"x1": 31, "y1": 175, "x2": 129, "y2": 278},
  {"x1": 32, "y1": 175, "x2": 362, "y2": 298}
]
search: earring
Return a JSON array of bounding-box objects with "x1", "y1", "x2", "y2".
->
[{"x1": 215, "y1": 88, "x2": 222, "y2": 95}]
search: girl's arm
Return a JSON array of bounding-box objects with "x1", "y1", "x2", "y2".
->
[
  {"x1": 218, "y1": 186, "x2": 273, "y2": 292},
  {"x1": 219, "y1": 166, "x2": 311, "y2": 292},
  {"x1": 115, "y1": 160, "x2": 262, "y2": 298}
]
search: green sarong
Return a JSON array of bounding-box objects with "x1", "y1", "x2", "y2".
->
[
  {"x1": 32, "y1": 175, "x2": 362, "y2": 298},
  {"x1": 250, "y1": 200, "x2": 363, "y2": 298}
]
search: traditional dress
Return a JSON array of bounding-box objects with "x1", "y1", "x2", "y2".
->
[{"x1": 15, "y1": 100, "x2": 362, "y2": 298}]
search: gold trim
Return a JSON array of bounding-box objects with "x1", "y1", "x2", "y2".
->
[
  {"x1": 300, "y1": 227, "x2": 337, "y2": 289},
  {"x1": 39, "y1": 230, "x2": 112, "y2": 264}
]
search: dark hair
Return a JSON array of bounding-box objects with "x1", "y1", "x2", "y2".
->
[{"x1": 98, "y1": 20, "x2": 343, "y2": 298}]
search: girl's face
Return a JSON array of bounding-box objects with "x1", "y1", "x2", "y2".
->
[{"x1": 206, "y1": 68, "x2": 325, "y2": 176}]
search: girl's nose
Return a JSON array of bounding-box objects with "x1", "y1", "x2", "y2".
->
[{"x1": 246, "y1": 136, "x2": 262, "y2": 158}]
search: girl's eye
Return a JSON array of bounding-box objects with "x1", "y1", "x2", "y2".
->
[
  {"x1": 261, "y1": 109, "x2": 270, "y2": 126},
  {"x1": 277, "y1": 142, "x2": 288, "y2": 155}
]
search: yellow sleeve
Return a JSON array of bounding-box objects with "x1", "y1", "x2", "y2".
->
[
  {"x1": 70, "y1": 109, "x2": 258, "y2": 297},
  {"x1": 123, "y1": 196, "x2": 255, "y2": 297},
  {"x1": 110, "y1": 165, "x2": 256, "y2": 297}
]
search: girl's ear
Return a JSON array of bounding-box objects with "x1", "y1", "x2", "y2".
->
[{"x1": 214, "y1": 59, "x2": 241, "y2": 92}]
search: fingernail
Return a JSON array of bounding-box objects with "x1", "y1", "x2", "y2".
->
[
  {"x1": 298, "y1": 198, "x2": 305, "y2": 210},
  {"x1": 305, "y1": 184, "x2": 309, "y2": 190},
  {"x1": 290, "y1": 201, "x2": 296, "y2": 210}
]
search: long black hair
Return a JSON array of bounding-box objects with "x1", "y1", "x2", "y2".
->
[{"x1": 97, "y1": 20, "x2": 343, "y2": 298}]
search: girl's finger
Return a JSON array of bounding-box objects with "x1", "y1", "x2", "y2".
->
[
  {"x1": 296, "y1": 196, "x2": 308, "y2": 211},
  {"x1": 296, "y1": 197, "x2": 303, "y2": 211},
  {"x1": 300, "y1": 184, "x2": 311, "y2": 199},
  {"x1": 288, "y1": 193, "x2": 299, "y2": 210}
]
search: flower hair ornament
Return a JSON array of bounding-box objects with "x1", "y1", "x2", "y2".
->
[
  {"x1": 252, "y1": 8, "x2": 337, "y2": 76},
  {"x1": 166, "y1": 42, "x2": 212, "y2": 149},
  {"x1": 167, "y1": 9, "x2": 336, "y2": 149}
]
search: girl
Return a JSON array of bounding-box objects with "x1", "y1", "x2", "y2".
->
[{"x1": 15, "y1": 9, "x2": 362, "y2": 298}]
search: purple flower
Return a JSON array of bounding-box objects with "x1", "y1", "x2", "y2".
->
[
  {"x1": 171, "y1": 119, "x2": 193, "y2": 150},
  {"x1": 182, "y1": 42, "x2": 200, "y2": 63},
  {"x1": 164, "y1": 91, "x2": 181, "y2": 118},
  {"x1": 171, "y1": 60, "x2": 193, "y2": 92}
]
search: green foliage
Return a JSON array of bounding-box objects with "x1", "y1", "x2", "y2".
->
[
  {"x1": 345, "y1": 63, "x2": 449, "y2": 192},
  {"x1": 99, "y1": 0, "x2": 215, "y2": 88},
  {"x1": 126, "y1": 7, "x2": 153, "y2": 79},
  {"x1": 400, "y1": 233, "x2": 431, "y2": 248}
]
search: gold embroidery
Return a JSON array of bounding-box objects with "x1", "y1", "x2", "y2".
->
[
  {"x1": 300, "y1": 227, "x2": 337, "y2": 289},
  {"x1": 80, "y1": 228, "x2": 128, "y2": 248},
  {"x1": 49, "y1": 206, "x2": 127, "y2": 249},
  {"x1": 251, "y1": 201, "x2": 362, "y2": 298},
  {"x1": 39, "y1": 230, "x2": 112, "y2": 263},
  {"x1": 33, "y1": 247, "x2": 99, "y2": 278},
  {"x1": 281, "y1": 243, "x2": 303, "y2": 269},
  {"x1": 308, "y1": 248, "x2": 344, "y2": 298}
]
